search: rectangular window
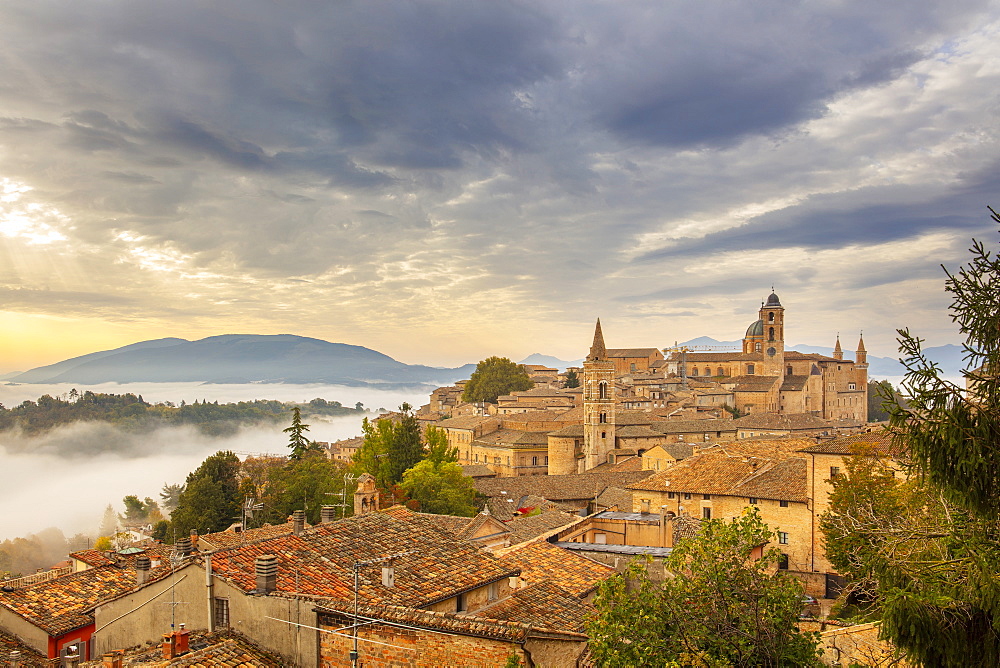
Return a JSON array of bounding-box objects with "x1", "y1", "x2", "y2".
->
[
  {"x1": 779, "y1": 500, "x2": 789, "y2": 508},
  {"x1": 488, "y1": 582, "x2": 499, "y2": 601},
  {"x1": 748, "y1": 497, "x2": 758, "y2": 505},
  {"x1": 830, "y1": 466, "x2": 841, "y2": 479},
  {"x1": 456, "y1": 593, "x2": 467, "y2": 613},
  {"x1": 214, "y1": 597, "x2": 230, "y2": 628},
  {"x1": 702, "y1": 507, "x2": 712, "y2": 519},
  {"x1": 702, "y1": 494, "x2": 711, "y2": 501},
  {"x1": 778, "y1": 531, "x2": 789, "y2": 544},
  {"x1": 848, "y1": 382, "x2": 856, "y2": 390},
  {"x1": 684, "y1": 493, "x2": 692, "y2": 500},
  {"x1": 667, "y1": 491, "x2": 675, "y2": 499}
]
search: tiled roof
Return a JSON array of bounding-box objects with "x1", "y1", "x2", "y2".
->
[
  {"x1": 627, "y1": 439, "x2": 814, "y2": 502},
  {"x1": 437, "y1": 415, "x2": 501, "y2": 430},
  {"x1": 477, "y1": 581, "x2": 590, "y2": 633},
  {"x1": 505, "y1": 511, "x2": 581, "y2": 546},
  {"x1": 0, "y1": 557, "x2": 172, "y2": 636},
  {"x1": 498, "y1": 540, "x2": 615, "y2": 597},
  {"x1": 166, "y1": 636, "x2": 284, "y2": 667},
  {"x1": 506, "y1": 387, "x2": 575, "y2": 397},
  {"x1": 615, "y1": 425, "x2": 660, "y2": 437},
  {"x1": 198, "y1": 522, "x2": 294, "y2": 550},
  {"x1": 732, "y1": 413, "x2": 845, "y2": 430},
  {"x1": 0, "y1": 629, "x2": 47, "y2": 666},
  {"x1": 650, "y1": 418, "x2": 736, "y2": 435},
  {"x1": 606, "y1": 348, "x2": 662, "y2": 358},
  {"x1": 459, "y1": 463, "x2": 498, "y2": 478},
  {"x1": 673, "y1": 352, "x2": 750, "y2": 362},
  {"x1": 644, "y1": 443, "x2": 697, "y2": 460},
  {"x1": 785, "y1": 350, "x2": 846, "y2": 363},
  {"x1": 315, "y1": 599, "x2": 586, "y2": 643},
  {"x1": 547, "y1": 424, "x2": 584, "y2": 437},
  {"x1": 475, "y1": 471, "x2": 654, "y2": 504},
  {"x1": 595, "y1": 486, "x2": 633, "y2": 511},
  {"x1": 69, "y1": 549, "x2": 115, "y2": 567},
  {"x1": 797, "y1": 429, "x2": 902, "y2": 456},
  {"x1": 730, "y1": 376, "x2": 780, "y2": 391},
  {"x1": 472, "y1": 429, "x2": 550, "y2": 448},
  {"x1": 780, "y1": 375, "x2": 809, "y2": 391},
  {"x1": 485, "y1": 495, "x2": 575, "y2": 522},
  {"x1": 206, "y1": 510, "x2": 519, "y2": 609}
]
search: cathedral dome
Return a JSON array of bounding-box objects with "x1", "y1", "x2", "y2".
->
[
  {"x1": 765, "y1": 292, "x2": 781, "y2": 307},
  {"x1": 745, "y1": 319, "x2": 764, "y2": 337}
]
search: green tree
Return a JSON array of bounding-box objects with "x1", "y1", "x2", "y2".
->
[
  {"x1": 461, "y1": 357, "x2": 533, "y2": 404},
  {"x1": 425, "y1": 425, "x2": 458, "y2": 466},
  {"x1": 564, "y1": 368, "x2": 580, "y2": 388},
  {"x1": 99, "y1": 503, "x2": 118, "y2": 537},
  {"x1": 170, "y1": 451, "x2": 241, "y2": 536},
  {"x1": 588, "y1": 508, "x2": 821, "y2": 667},
  {"x1": 268, "y1": 452, "x2": 353, "y2": 524},
  {"x1": 400, "y1": 459, "x2": 476, "y2": 517},
  {"x1": 845, "y1": 208, "x2": 1000, "y2": 666},
  {"x1": 353, "y1": 404, "x2": 424, "y2": 489},
  {"x1": 160, "y1": 483, "x2": 184, "y2": 516},
  {"x1": 284, "y1": 406, "x2": 319, "y2": 459}
]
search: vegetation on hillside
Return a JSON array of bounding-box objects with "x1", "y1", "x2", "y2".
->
[
  {"x1": 461, "y1": 356, "x2": 533, "y2": 404},
  {"x1": 0, "y1": 391, "x2": 364, "y2": 436}
]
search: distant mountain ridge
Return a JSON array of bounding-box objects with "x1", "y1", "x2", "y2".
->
[{"x1": 12, "y1": 335, "x2": 476, "y2": 387}]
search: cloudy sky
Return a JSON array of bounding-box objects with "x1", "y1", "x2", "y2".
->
[{"x1": 1, "y1": 1, "x2": 998, "y2": 372}]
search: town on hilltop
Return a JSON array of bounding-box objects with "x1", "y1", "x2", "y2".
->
[{"x1": 0, "y1": 292, "x2": 903, "y2": 667}]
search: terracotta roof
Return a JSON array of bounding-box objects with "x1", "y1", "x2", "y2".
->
[
  {"x1": 315, "y1": 599, "x2": 585, "y2": 643},
  {"x1": 475, "y1": 471, "x2": 654, "y2": 504},
  {"x1": 547, "y1": 424, "x2": 584, "y2": 437},
  {"x1": 644, "y1": 443, "x2": 697, "y2": 460},
  {"x1": 606, "y1": 348, "x2": 662, "y2": 358},
  {"x1": 505, "y1": 511, "x2": 581, "y2": 546},
  {"x1": 163, "y1": 636, "x2": 284, "y2": 667},
  {"x1": 780, "y1": 375, "x2": 809, "y2": 391},
  {"x1": 507, "y1": 387, "x2": 575, "y2": 397},
  {"x1": 730, "y1": 375, "x2": 780, "y2": 391},
  {"x1": 627, "y1": 439, "x2": 814, "y2": 502},
  {"x1": 615, "y1": 425, "x2": 661, "y2": 438},
  {"x1": 437, "y1": 415, "x2": 501, "y2": 430},
  {"x1": 732, "y1": 413, "x2": 844, "y2": 430},
  {"x1": 459, "y1": 463, "x2": 499, "y2": 478},
  {"x1": 69, "y1": 549, "x2": 115, "y2": 567},
  {"x1": 797, "y1": 429, "x2": 902, "y2": 456},
  {"x1": 672, "y1": 352, "x2": 749, "y2": 362},
  {"x1": 198, "y1": 522, "x2": 294, "y2": 550},
  {"x1": 498, "y1": 540, "x2": 615, "y2": 597},
  {"x1": 650, "y1": 418, "x2": 736, "y2": 435},
  {"x1": 595, "y1": 486, "x2": 633, "y2": 511},
  {"x1": 0, "y1": 557, "x2": 172, "y2": 636},
  {"x1": 485, "y1": 494, "x2": 575, "y2": 522},
  {"x1": 477, "y1": 581, "x2": 590, "y2": 633},
  {"x1": 472, "y1": 429, "x2": 549, "y2": 448},
  {"x1": 0, "y1": 629, "x2": 47, "y2": 666},
  {"x1": 785, "y1": 351, "x2": 846, "y2": 363},
  {"x1": 206, "y1": 509, "x2": 519, "y2": 609}
]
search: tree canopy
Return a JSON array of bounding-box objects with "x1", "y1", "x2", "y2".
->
[
  {"x1": 461, "y1": 357, "x2": 533, "y2": 404},
  {"x1": 588, "y1": 508, "x2": 820, "y2": 667},
  {"x1": 170, "y1": 451, "x2": 241, "y2": 537},
  {"x1": 823, "y1": 208, "x2": 1000, "y2": 667},
  {"x1": 284, "y1": 406, "x2": 320, "y2": 459},
  {"x1": 353, "y1": 404, "x2": 424, "y2": 490},
  {"x1": 399, "y1": 427, "x2": 475, "y2": 516}
]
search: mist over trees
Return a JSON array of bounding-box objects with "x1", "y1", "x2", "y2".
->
[{"x1": 0, "y1": 391, "x2": 364, "y2": 437}]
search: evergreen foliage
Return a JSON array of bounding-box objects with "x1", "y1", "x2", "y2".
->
[
  {"x1": 461, "y1": 357, "x2": 533, "y2": 404},
  {"x1": 354, "y1": 404, "x2": 424, "y2": 490},
  {"x1": 284, "y1": 406, "x2": 319, "y2": 459},
  {"x1": 563, "y1": 368, "x2": 580, "y2": 388},
  {"x1": 170, "y1": 451, "x2": 241, "y2": 537},
  {"x1": 588, "y1": 508, "x2": 821, "y2": 667}
]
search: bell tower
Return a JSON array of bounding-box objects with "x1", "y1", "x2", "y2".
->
[
  {"x1": 759, "y1": 290, "x2": 785, "y2": 376},
  {"x1": 582, "y1": 319, "x2": 616, "y2": 472}
]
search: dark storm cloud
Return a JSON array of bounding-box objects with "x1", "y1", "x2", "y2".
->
[{"x1": 637, "y1": 162, "x2": 1000, "y2": 261}]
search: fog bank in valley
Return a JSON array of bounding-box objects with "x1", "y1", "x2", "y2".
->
[{"x1": 0, "y1": 383, "x2": 430, "y2": 542}]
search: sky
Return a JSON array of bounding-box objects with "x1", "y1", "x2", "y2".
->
[{"x1": 2, "y1": 1, "x2": 998, "y2": 373}]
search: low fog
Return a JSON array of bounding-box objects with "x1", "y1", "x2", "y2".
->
[{"x1": 0, "y1": 383, "x2": 429, "y2": 541}]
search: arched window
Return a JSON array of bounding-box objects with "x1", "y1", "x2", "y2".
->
[
  {"x1": 599, "y1": 412, "x2": 607, "y2": 424},
  {"x1": 768, "y1": 327, "x2": 775, "y2": 341},
  {"x1": 747, "y1": 364, "x2": 755, "y2": 375},
  {"x1": 787, "y1": 366, "x2": 793, "y2": 375},
  {"x1": 768, "y1": 312, "x2": 775, "y2": 322},
  {"x1": 755, "y1": 342, "x2": 762, "y2": 352},
  {"x1": 598, "y1": 382, "x2": 608, "y2": 399},
  {"x1": 717, "y1": 367, "x2": 724, "y2": 376},
  {"x1": 691, "y1": 368, "x2": 699, "y2": 376},
  {"x1": 778, "y1": 553, "x2": 789, "y2": 570},
  {"x1": 704, "y1": 367, "x2": 710, "y2": 376}
]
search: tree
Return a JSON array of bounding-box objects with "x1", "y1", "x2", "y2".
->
[
  {"x1": 461, "y1": 357, "x2": 533, "y2": 404},
  {"x1": 284, "y1": 406, "x2": 319, "y2": 459},
  {"x1": 838, "y1": 208, "x2": 1000, "y2": 666},
  {"x1": 425, "y1": 426, "x2": 458, "y2": 466},
  {"x1": 564, "y1": 368, "x2": 580, "y2": 388},
  {"x1": 353, "y1": 404, "x2": 424, "y2": 489},
  {"x1": 400, "y1": 459, "x2": 476, "y2": 517},
  {"x1": 99, "y1": 503, "x2": 118, "y2": 537},
  {"x1": 588, "y1": 508, "x2": 821, "y2": 667},
  {"x1": 170, "y1": 451, "x2": 241, "y2": 536},
  {"x1": 160, "y1": 483, "x2": 184, "y2": 516},
  {"x1": 268, "y1": 452, "x2": 353, "y2": 524}
]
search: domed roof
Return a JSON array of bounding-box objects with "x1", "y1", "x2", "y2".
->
[
  {"x1": 745, "y1": 319, "x2": 764, "y2": 338},
  {"x1": 765, "y1": 292, "x2": 781, "y2": 307}
]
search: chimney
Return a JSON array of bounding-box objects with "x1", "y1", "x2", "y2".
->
[
  {"x1": 659, "y1": 506, "x2": 675, "y2": 548},
  {"x1": 9, "y1": 650, "x2": 20, "y2": 668},
  {"x1": 162, "y1": 633, "x2": 176, "y2": 660},
  {"x1": 175, "y1": 624, "x2": 190, "y2": 655},
  {"x1": 255, "y1": 554, "x2": 278, "y2": 594},
  {"x1": 101, "y1": 650, "x2": 124, "y2": 668},
  {"x1": 135, "y1": 555, "x2": 151, "y2": 586},
  {"x1": 189, "y1": 529, "x2": 199, "y2": 551},
  {"x1": 63, "y1": 646, "x2": 80, "y2": 668},
  {"x1": 320, "y1": 506, "x2": 337, "y2": 524},
  {"x1": 175, "y1": 537, "x2": 192, "y2": 557},
  {"x1": 292, "y1": 510, "x2": 305, "y2": 535}
]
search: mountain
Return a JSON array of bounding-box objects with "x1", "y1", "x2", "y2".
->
[
  {"x1": 519, "y1": 353, "x2": 584, "y2": 370},
  {"x1": 12, "y1": 335, "x2": 476, "y2": 387}
]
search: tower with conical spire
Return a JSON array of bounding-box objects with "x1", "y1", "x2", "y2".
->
[
  {"x1": 582, "y1": 319, "x2": 616, "y2": 472},
  {"x1": 855, "y1": 334, "x2": 868, "y2": 369},
  {"x1": 833, "y1": 336, "x2": 843, "y2": 361}
]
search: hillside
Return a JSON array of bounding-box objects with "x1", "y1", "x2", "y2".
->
[{"x1": 11, "y1": 335, "x2": 475, "y2": 387}]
